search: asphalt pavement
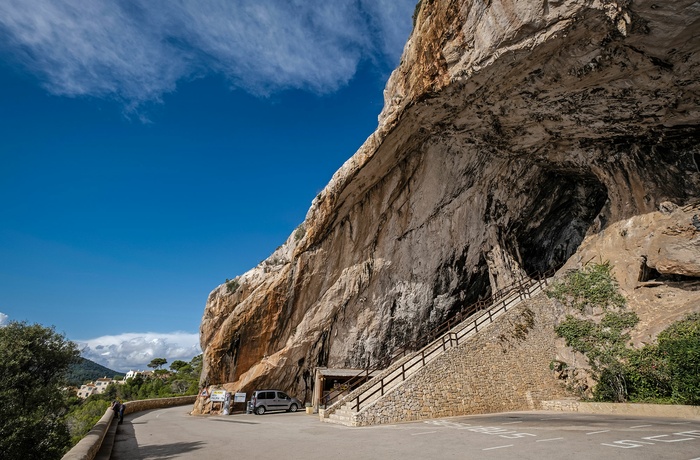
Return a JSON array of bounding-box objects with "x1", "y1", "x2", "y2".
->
[{"x1": 111, "y1": 405, "x2": 700, "y2": 459}]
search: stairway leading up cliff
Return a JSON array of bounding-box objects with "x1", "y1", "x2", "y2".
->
[{"x1": 321, "y1": 276, "x2": 554, "y2": 426}]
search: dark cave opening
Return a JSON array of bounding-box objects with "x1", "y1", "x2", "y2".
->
[
  {"x1": 433, "y1": 251, "x2": 492, "y2": 328},
  {"x1": 639, "y1": 257, "x2": 700, "y2": 284},
  {"x1": 514, "y1": 170, "x2": 608, "y2": 275}
]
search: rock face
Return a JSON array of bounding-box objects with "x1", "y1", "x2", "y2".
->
[{"x1": 196, "y1": 0, "x2": 700, "y2": 408}]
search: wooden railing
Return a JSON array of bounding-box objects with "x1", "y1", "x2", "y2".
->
[{"x1": 323, "y1": 272, "x2": 552, "y2": 414}]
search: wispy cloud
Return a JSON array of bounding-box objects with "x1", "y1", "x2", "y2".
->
[
  {"x1": 0, "y1": 0, "x2": 414, "y2": 106},
  {"x1": 0, "y1": 312, "x2": 8, "y2": 327},
  {"x1": 76, "y1": 331, "x2": 201, "y2": 372}
]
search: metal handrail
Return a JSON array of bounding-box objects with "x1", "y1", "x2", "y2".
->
[{"x1": 324, "y1": 271, "x2": 553, "y2": 413}]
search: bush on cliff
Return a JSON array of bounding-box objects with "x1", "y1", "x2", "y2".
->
[{"x1": 549, "y1": 264, "x2": 699, "y2": 405}]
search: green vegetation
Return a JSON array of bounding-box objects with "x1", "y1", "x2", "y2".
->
[
  {"x1": 0, "y1": 321, "x2": 204, "y2": 454},
  {"x1": 147, "y1": 357, "x2": 168, "y2": 370},
  {"x1": 294, "y1": 223, "x2": 305, "y2": 242},
  {"x1": 105, "y1": 354, "x2": 200, "y2": 402},
  {"x1": 548, "y1": 262, "x2": 638, "y2": 402},
  {"x1": 412, "y1": 1, "x2": 423, "y2": 28},
  {"x1": 548, "y1": 263, "x2": 699, "y2": 405},
  {"x1": 625, "y1": 313, "x2": 700, "y2": 405},
  {"x1": 64, "y1": 398, "x2": 110, "y2": 446},
  {"x1": 225, "y1": 278, "x2": 240, "y2": 294},
  {"x1": 64, "y1": 357, "x2": 124, "y2": 386},
  {"x1": 548, "y1": 261, "x2": 626, "y2": 312},
  {"x1": 0, "y1": 321, "x2": 80, "y2": 459}
]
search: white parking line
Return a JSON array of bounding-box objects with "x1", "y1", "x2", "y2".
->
[
  {"x1": 630, "y1": 425, "x2": 652, "y2": 429},
  {"x1": 536, "y1": 437, "x2": 564, "y2": 442},
  {"x1": 411, "y1": 431, "x2": 437, "y2": 436},
  {"x1": 483, "y1": 445, "x2": 513, "y2": 451},
  {"x1": 502, "y1": 421, "x2": 522, "y2": 425},
  {"x1": 587, "y1": 430, "x2": 610, "y2": 435}
]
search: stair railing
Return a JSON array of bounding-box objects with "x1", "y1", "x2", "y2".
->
[{"x1": 323, "y1": 271, "x2": 553, "y2": 413}]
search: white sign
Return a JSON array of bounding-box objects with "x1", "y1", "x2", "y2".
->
[
  {"x1": 210, "y1": 390, "x2": 227, "y2": 402},
  {"x1": 234, "y1": 393, "x2": 246, "y2": 403}
]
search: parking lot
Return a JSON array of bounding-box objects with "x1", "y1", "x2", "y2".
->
[{"x1": 112, "y1": 406, "x2": 700, "y2": 459}]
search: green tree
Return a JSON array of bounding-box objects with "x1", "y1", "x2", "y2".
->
[
  {"x1": 170, "y1": 360, "x2": 188, "y2": 372},
  {"x1": 0, "y1": 321, "x2": 80, "y2": 459},
  {"x1": 147, "y1": 357, "x2": 167, "y2": 370}
]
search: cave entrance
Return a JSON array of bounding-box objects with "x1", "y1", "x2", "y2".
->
[{"x1": 513, "y1": 170, "x2": 608, "y2": 274}]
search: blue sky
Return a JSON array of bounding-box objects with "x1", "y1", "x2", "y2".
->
[{"x1": 0, "y1": 0, "x2": 415, "y2": 372}]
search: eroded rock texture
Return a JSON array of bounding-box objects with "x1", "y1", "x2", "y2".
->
[{"x1": 196, "y1": 0, "x2": 700, "y2": 407}]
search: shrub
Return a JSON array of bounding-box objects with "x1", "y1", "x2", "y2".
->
[
  {"x1": 547, "y1": 262, "x2": 626, "y2": 312},
  {"x1": 225, "y1": 278, "x2": 240, "y2": 294},
  {"x1": 549, "y1": 263, "x2": 638, "y2": 402},
  {"x1": 625, "y1": 313, "x2": 700, "y2": 405}
]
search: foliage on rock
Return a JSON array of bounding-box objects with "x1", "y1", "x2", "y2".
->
[
  {"x1": 548, "y1": 262, "x2": 626, "y2": 312},
  {"x1": 626, "y1": 313, "x2": 700, "y2": 405},
  {"x1": 549, "y1": 264, "x2": 700, "y2": 404},
  {"x1": 548, "y1": 263, "x2": 639, "y2": 401}
]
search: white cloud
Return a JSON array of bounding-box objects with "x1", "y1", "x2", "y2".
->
[
  {"x1": 0, "y1": 312, "x2": 8, "y2": 327},
  {"x1": 0, "y1": 0, "x2": 415, "y2": 106},
  {"x1": 76, "y1": 331, "x2": 201, "y2": 373}
]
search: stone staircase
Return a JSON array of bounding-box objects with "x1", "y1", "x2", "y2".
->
[{"x1": 321, "y1": 276, "x2": 551, "y2": 426}]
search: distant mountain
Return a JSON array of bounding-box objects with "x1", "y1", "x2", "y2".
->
[{"x1": 65, "y1": 357, "x2": 124, "y2": 387}]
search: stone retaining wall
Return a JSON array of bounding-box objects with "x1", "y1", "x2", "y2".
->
[
  {"x1": 542, "y1": 400, "x2": 700, "y2": 419},
  {"x1": 354, "y1": 293, "x2": 571, "y2": 426},
  {"x1": 122, "y1": 395, "x2": 197, "y2": 414}
]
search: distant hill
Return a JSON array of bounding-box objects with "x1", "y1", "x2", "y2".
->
[{"x1": 65, "y1": 357, "x2": 124, "y2": 387}]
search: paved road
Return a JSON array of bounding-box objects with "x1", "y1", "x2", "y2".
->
[{"x1": 111, "y1": 406, "x2": 700, "y2": 459}]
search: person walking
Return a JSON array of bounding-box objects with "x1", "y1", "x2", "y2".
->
[{"x1": 112, "y1": 400, "x2": 125, "y2": 424}]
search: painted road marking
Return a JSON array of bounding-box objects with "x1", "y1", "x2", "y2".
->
[
  {"x1": 536, "y1": 438, "x2": 564, "y2": 443},
  {"x1": 587, "y1": 430, "x2": 611, "y2": 435},
  {"x1": 602, "y1": 431, "x2": 700, "y2": 449},
  {"x1": 424, "y1": 420, "x2": 536, "y2": 439},
  {"x1": 629, "y1": 425, "x2": 652, "y2": 429},
  {"x1": 483, "y1": 445, "x2": 513, "y2": 451},
  {"x1": 540, "y1": 417, "x2": 560, "y2": 420},
  {"x1": 602, "y1": 440, "x2": 656, "y2": 449},
  {"x1": 502, "y1": 421, "x2": 522, "y2": 425},
  {"x1": 642, "y1": 434, "x2": 698, "y2": 442},
  {"x1": 411, "y1": 431, "x2": 437, "y2": 436}
]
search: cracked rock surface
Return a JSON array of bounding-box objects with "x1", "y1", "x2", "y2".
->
[{"x1": 194, "y1": 0, "x2": 700, "y2": 409}]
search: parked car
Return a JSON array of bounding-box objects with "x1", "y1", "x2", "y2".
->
[{"x1": 250, "y1": 389, "x2": 302, "y2": 415}]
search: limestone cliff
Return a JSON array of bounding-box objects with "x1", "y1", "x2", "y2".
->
[{"x1": 196, "y1": 0, "x2": 700, "y2": 407}]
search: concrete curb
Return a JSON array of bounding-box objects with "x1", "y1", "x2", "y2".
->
[
  {"x1": 61, "y1": 396, "x2": 197, "y2": 460},
  {"x1": 541, "y1": 400, "x2": 700, "y2": 419}
]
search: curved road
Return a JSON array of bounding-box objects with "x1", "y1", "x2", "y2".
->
[{"x1": 111, "y1": 406, "x2": 700, "y2": 459}]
